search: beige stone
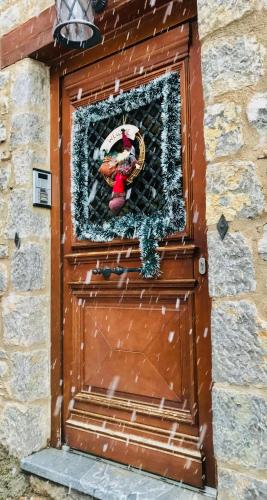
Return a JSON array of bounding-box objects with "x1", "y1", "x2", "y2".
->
[
  {"x1": 0, "y1": 5, "x2": 20, "y2": 37},
  {"x1": 204, "y1": 102, "x2": 243, "y2": 162},
  {"x1": 3, "y1": 294, "x2": 49, "y2": 347},
  {"x1": 0, "y1": 262, "x2": 8, "y2": 293},
  {"x1": 0, "y1": 1, "x2": 54, "y2": 37},
  {"x1": 197, "y1": 0, "x2": 257, "y2": 39},
  {"x1": 208, "y1": 231, "x2": 256, "y2": 297},
  {"x1": 0, "y1": 121, "x2": 7, "y2": 142},
  {"x1": 0, "y1": 404, "x2": 49, "y2": 458},
  {"x1": 206, "y1": 161, "x2": 264, "y2": 224},
  {"x1": 258, "y1": 224, "x2": 267, "y2": 260},
  {"x1": 0, "y1": 163, "x2": 11, "y2": 191},
  {"x1": 213, "y1": 388, "x2": 267, "y2": 469},
  {"x1": 0, "y1": 244, "x2": 8, "y2": 258},
  {"x1": 202, "y1": 36, "x2": 265, "y2": 99},
  {"x1": 0, "y1": 198, "x2": 8, "y2": 237},
  {"x1": 9, "y1": 350, "x2": 49, "y2": 402},
  {"x1": 218, "y1": 468, "x2": 267, "y2": 499},
  {"x1": 0, "y1": 96, "x2": 9, "y2": 114},
  {"x1": 0, "y1": 56, "x2": 51, "y2": 460}
]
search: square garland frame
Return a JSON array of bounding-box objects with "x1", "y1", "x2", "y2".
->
[{"x1": 72, "y1": 72, "x2": 185, "y2": 278}]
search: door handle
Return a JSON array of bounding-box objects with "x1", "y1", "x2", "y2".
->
[{"x1": 92, "y1": 267, "x2": 142, "y2": 279}]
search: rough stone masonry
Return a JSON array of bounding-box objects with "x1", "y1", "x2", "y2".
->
[
  {"x1": 0, "y1": 54, "x2": 51, "y2": 459},
  {"x1": 198, "y1": 0, "x2": 267, "y2": 497},
  {"x1": 0, "y1": 1, "x2": 266, "y2": 499}
]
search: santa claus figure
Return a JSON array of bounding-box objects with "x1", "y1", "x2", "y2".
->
[{"x1": 108, "y1": 129, "x2": 137, "y2": 215}]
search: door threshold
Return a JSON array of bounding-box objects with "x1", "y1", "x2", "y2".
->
[{"x1": 21, "y1": 447, "x2": 217, "y2": 499}]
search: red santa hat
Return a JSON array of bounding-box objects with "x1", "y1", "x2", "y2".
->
[{"x1": 121, "y1": 128, "x2": 132, "y2": 150}]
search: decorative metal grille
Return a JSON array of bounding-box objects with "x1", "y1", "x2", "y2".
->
[{"x1": 87, "y1": 97, "x2": 165, "y2": 225}]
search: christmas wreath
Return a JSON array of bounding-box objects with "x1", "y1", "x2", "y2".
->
[
  {"x1": 98, "y1": 124, "x2": 145, "y2": 214},
  {"x1": 72, "y1": 72, "x2": 185, "y2": 278}
]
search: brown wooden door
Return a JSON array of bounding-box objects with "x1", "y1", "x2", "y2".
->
[{"x1": 61, "y1": 21, "x2": 214, "y2": 488}]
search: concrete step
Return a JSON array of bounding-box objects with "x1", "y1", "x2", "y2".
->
[{"x1": 21, "y1": 448, "x2": 217, "y2": 500}]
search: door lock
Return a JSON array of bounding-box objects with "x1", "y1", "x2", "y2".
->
[{"x1": 198, "y1": 257, "x2": 206, "y2": 275}]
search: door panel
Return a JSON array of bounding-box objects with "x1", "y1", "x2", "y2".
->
[
  {"x1": 70, "y1": 290, "x2": 194, "y2": 406},
  {"x1": 61, "y1": 22, "x2": 213, "y2": 488},
  {"x1": 84, "y1": 306, "x2": 183, "y2": 401}
]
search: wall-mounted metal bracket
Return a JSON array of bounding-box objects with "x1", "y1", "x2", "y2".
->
[
  {"x1": 92, "y1": 0, "x2": 108, "y2": 13},
  {"x1": 14, "y1": 232, "x2": 21, "y2": 249},
  {"x1": 93, "y1": 267, "x2": 142, "y2": 279},
  {"x1": 217, "y1": 214, "x2": 229, "y2": 240}
]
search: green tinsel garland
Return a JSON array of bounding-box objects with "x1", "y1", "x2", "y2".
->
[{"x1": 72, "y1": 72, "x2": 185, "y2": 278}]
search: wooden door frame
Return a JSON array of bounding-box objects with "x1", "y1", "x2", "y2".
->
[{"x1": 49, "y1": 4, "x2": 215, "y2": 488}]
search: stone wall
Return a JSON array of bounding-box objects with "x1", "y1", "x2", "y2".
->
[
  {"x1": 197, "y1": 0, "x2": 267, "y2": 497},
  {"x1": 0, "y1": 58, "x2": 51, "y2": 457},
  {"x1": 0, "y1": 0, "x2": 267, "y2": 498},
  {"x1": 0, "y1": 0, "x2": 53, "y2": 36},
  {"x1": 0, "y1": 0, "x2": 56, "y2": 462}
]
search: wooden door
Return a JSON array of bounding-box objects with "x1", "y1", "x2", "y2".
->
[{"x1": 61, "y1": 21, "x2": 214, "y2": 488}]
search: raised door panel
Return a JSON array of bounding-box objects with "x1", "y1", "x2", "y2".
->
[{"x1": 70, "y1": 291, "x2": 195, "y2": 409}]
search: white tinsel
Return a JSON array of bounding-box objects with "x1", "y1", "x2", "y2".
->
[{"x1": 72, "y1": 72, "x2": 185, "y2": 278}]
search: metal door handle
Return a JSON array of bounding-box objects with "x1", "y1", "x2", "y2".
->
[{"x1": 92, "y1": 267, "x2": 142, "y2": 279}]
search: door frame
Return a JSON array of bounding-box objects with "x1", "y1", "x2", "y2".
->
[{"x1": 49, "y1": 5, "x2": 215, "y2": 488}]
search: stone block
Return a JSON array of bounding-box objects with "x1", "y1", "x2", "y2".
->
[
  {"x1": 11, "y1": 243, "x2": 44, "y2": 291},
  {"x1": 0, "y1": 163, "x2": 11, "y2": 191},
  {"x1": 0, "y1": 360, "x2": 8, "y2": 377},
  {"x1": 0, "y1": 198, "x2": 8, "y2": 238},
  {"x1": 11, "y1": 113, "x2": 46, "y2": 146},
  {"x1": 0, "y1": 404, "x2": 48, "y2": 458},
  {"x1": 204, "y1": 103, "x2": 243, "y2": 162},
  {"x1": 3, "y1": 294, "x2": 49, "y2": 347},
  {"x1": 11, "y1": 59, "x2": 49, "y2": 109},
  {"x1": 0, "y1": 71, "x2": 10, "y2": 90},
  {"x1": 258, "y1": 224, "x2": 267, "y2": 260},
  {"x1": 9, "y1": 350, "x2": 49, "y2": 402},
  {"x1": 13, "y1": 149, "x2": 47, "y2": 186},
  {"x1": 0, "y1": 96, "x2": 9, "y2": 114},
  {"x1": 212, "y1": 301, "x2": 267, "y2": 385},
  {"x1": 206, "y1": 161, "x2": 264, "y2": 224},
  {"x1": 6, "y1": 189, "x2": 50, "y2": 239},
  {"x1": 0, "y1": 262, "x2": 8, "y2": 293},
  {"x1": 0, "y1": 5, "x2": 20, "y2": 37},
  {"x1": 202, "y1": 36, "x2": 265, "y2": 99},
  {"x1": 0, "y1": 121, "x2": 7, "y2": 142},
  {"x1": 213, "y1": 388, "x2": 267, "y2": 469},
  {"x1": 208, "y1": 231, "x2": 255, "y2": 297},
  {"x1": 0, "y1": 148, "x2": 11, "y2": 161},
  {"x1": 218, "y1": 468, "x2": 267, "y2": 500},
  {"x1": 247, "y1": 93, "x2": 267, "y2": 142},
  {"x1": 0, "y1": 244, "x2": 8, "y2": 258},
  {"x1": 197, "y1": 0, "x2": 256, "y2": 39}
]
